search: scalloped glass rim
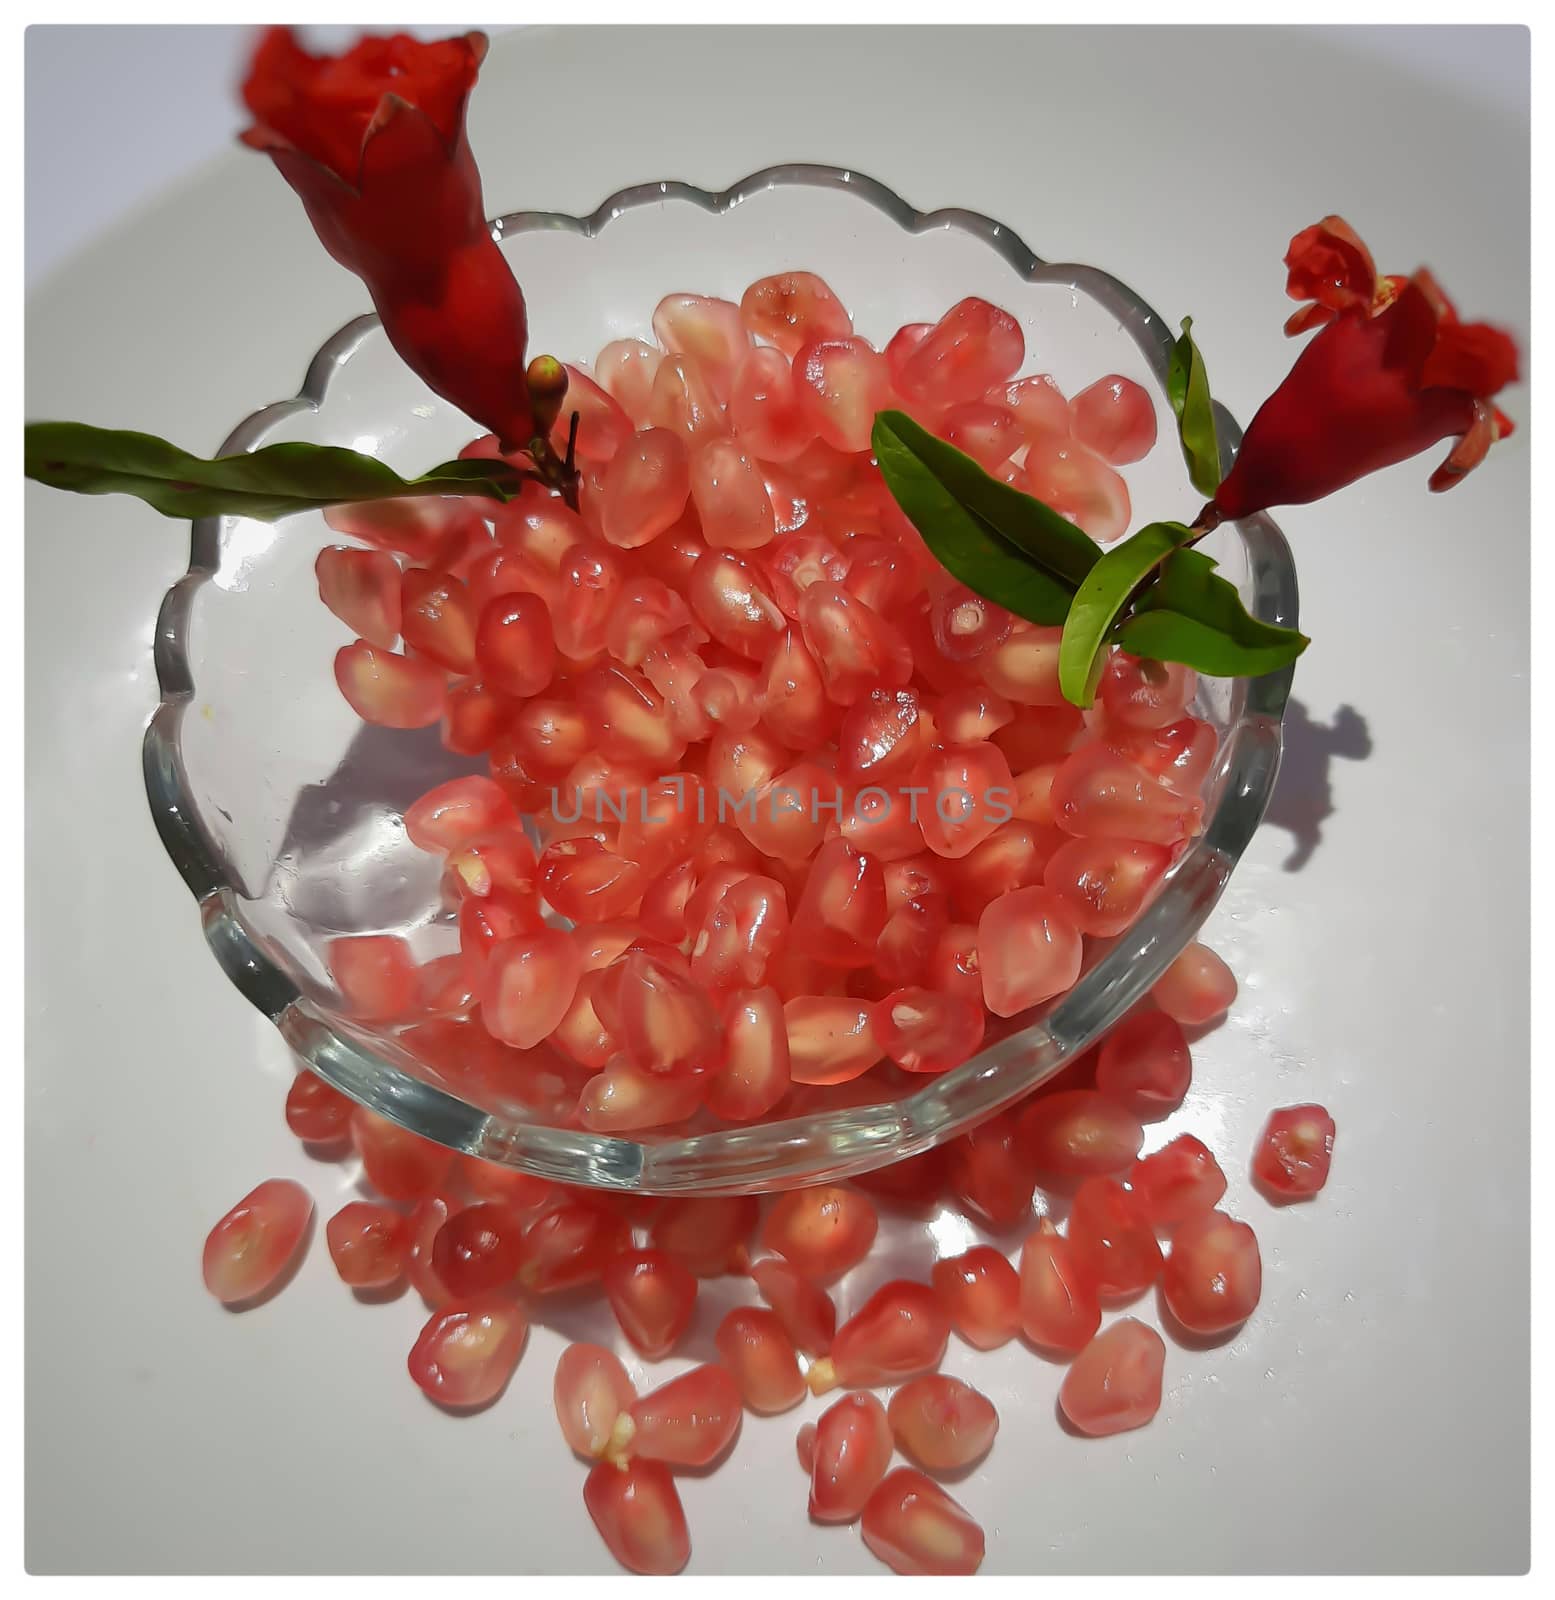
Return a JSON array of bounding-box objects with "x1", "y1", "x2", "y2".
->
[{"x1": 143, "y1": 163, "x2": 1297, "y2": 1194}]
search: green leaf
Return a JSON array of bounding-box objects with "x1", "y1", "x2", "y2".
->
[
  {"x1": 1115, "y1": 548, "x2": 1308, "y2": 677},
  {"x1": 1165, "y1": 318, "x2": 1221, "y2": 498},
  {"x1": 873, "y1": 410, "x2": 1103, "y2": 590},
  {"x1": 871, "y1": 412, "x2": 1079, "y2": 626},
  {"x1": 1058, "y1": 521, "x2": 1195, "y2": 707},
  {"x1": 24, "y1": 421, "x2": 529, "y2": 522}
]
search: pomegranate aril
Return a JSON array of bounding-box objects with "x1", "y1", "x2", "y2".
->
[
  {"x1": 458, "y1": 1157, "x2": 560, "y2": 1215},
  {"x1": 791, "y1": 838, "x2": 886, "y2": 968},
  {"x1": 808, "y1": 1279, "x2": 949, "y2": 1394},
  {"x1": 555, "y1": 1341, "x2": 637, "y2": 1460},
  {"x1": 473, "y1": 592, "x2": 555, "y2": 696},
  {"x1": 442, "y1": 679, "x2": 518, "y2": 755},
  {"x1": 1162, "y1": 1209, "x2": 1262, "y2": 1334},
  {"x1": 730, "y1": 344, "x2": 816, "y2": 462},
  {"x1": 325, "y1": 1200, "x2": 407, "y2": 1290},
  {"x1": 1052, "y1": 742, "x2": 1201, "y2": 844},
  {"x1": 607, "y1": 951, "x2": 722, "y2": 1078},
  {"x1": 334, "y1": 639, "x2": 445, "y2": 728},
  {"x1": 887, "y1": 1374, "x2": 999, "y2": 1471},
  {"x1": 751, "y1": 1256, "x2": 837, "y2": 1354},
  {"x1": 796, "y1": 1420, "x2": 818, "y2": 1472},
  {"x1": 400, "y1": 567, "x2": 478, "y2": 672},
  {"x1": 862, "y1": 1468, "x2": 985, "y2": 1576},
  {"x1": 1099, "y1": 653, "x2": 1196, "y2": 732},
  {"x1": 1018, "y1": 1217, "x2": 1101, "y2": 1353},
  {"x1": 315, "y1": 545, "x2": 401, "y2": 647},
  {"x1": 691, "y1": 874, "x2": 789, "y2": 990},
  {"x1": 1024, "y1": 435, "x2": 1131, "y2": 543},
  {"x1": 1152, "y1": 941, "x2": 1238, "y2": 1026},
  {"x1": 284, "y1": 1072, "x2": 352, "y2": 1146},
  {"x1": 1253, "y1": 1103, "x2": 1336, "y2": 1199},
  {"x1": 1059, "y1": 1317, "x2": 1165, "y2": 1435},
  {"x1": 579, "y1": 1057, "x2": 703, "y2": 1132},
  {"x1": 481, "y1": 928, "x2": 582, "y2": 1049},
  {"x1": 624, "y1": 1362, "x2": 743, "y2": 1466},
  {"x1": 549, "y1": 364, "x2": 633, "y2": 463},
  {"x1": 325, "y1": 494, "x2": 478, "y2": 566},
  {"x1": 445, "y1": 827, "x2": 537, "y2": 903},
  {"x1": 583, "y1": 1458, "x2": 690, "y2": 1576},
  {"x1": 761, "y1": 1184, "x2": 878, "y2": 1285},
  {"x1": 927, "y1": 921, "x2": 984, "y2": 1005},
  {"x1": 793, "y1": 336, "x2": 894, "y2": 453},
  {"x1": 602, "y1": 1248, "x2": 697, "y2": 1359},
  {"x1": 519, "y1": 1200, "x2": 631, "y2": 1294},
  {"x1": 650, "y1": 1195, "x2": 759, "y2": 1278},
  {"x1": 1128, "y1": 1134, "x2": 1227, "y2": 1231},
  {"x1": 707, "y1": 986, "x2": 791, "y2": 1122},
  {"x1": 945, "y1": 1109, "x2": 1035, "y2": 1229},
  {"x1": 873, "y1": 986, "x2": 984, "y2": 1074},
  {"x1": 784, "y1": 995, "x2": 882, "y2": 1085},
  {"x1": 505, "y1": 695, "x2": 592, "y2": 778},
  {"x1": 595, "y1": 337, "x2": 663, "y2": 422},
  {"x1": 1066, "y1": 1176, "x2": 1164, "y2": 1298},
  {"x1": 931, "y1": 583, "x2": 1014, "y2": 663},
  {"x1": 539, "y1": 836, "x2": 646, "y2": 922},
  {"x1": 688, "y1": 551, "x2": 787, "y2": 661},
  {"x1": 649, "y1": 351, "x2": 727, "y2": 445},
  {"x1": 551, "y1": 540, "x2": 623, "y2": 658},
  {"x1": 915, "y1": 741, "x2": 1015, "y2": 860},
  {"x1": 653, "y1": 292, "x2": 751, "y2": 398},
  {"x1": 202, "y1": 1178, "x2": 313, "y2": 1305},
  {"x1": 942, "y1": 400, "x2": 1022, "y2": 468},
  {"x1": 716, "y1": 1307, "x2": 806, "y2": 1414},
  {"x1": 1044, "y1": 836, "x2": 1172, "y2": 937},
  {"x1": 977, "y1": 886, "x2": 1084, "y2": 1017},
  {"x1": 430, "y1": 1200, "x2": 525, "y2": 1297},
  {"x1": 690, "y1": 438, "x2": 777, "y2": 551},
  {"x1": 898, "y1": 297, "x2": 1023, "y2": 408},
  {"x1": 798, "y1": 582, "x2": 912, "y2": 705},
  {"x1": 1016, "y1": 1089, "x2": 1144, "y2": 1180},
  {"x1": 944, "y1": 821, "x2": 1055, "y2": 919},
  {"x1": 1096, "y1": 1009, "x2": 1192, "y2": 1117},
  {"x1": 407, "y1": 1294, "x2": 528, "y2": 1410},
  {"x1": 809, "y1": 1392, "x2": 894, "y2": 1523},
  {"x1": 1069, "y1": 373, "x2": 1157, "y2": 464},
  {"x1": 978, "y1": 625, "x2": 1065, "y2": 707},
  {"x1": 740, "y1": 271, "x2": 852, "y2": 356},
  {"x1": 405, "y1": 775, "x2": 516, "y2": 855},
  {"x1": 351, "y1": 1107, "x2": 453, "y2": 1203},
  {"x1": 459, "y1": 886, "x2": 545, "y2": 965},
  {"x1": 930, "y1": 1245, "x2": 1020, "y2": 1349}
]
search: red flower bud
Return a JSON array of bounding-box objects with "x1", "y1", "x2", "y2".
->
[
  {"x1": 240, "y1": 28, "x2": 533, "y2": 449},
  {"x1": 1216, "y1": 219, "x2": 1518, "y2": 519}
]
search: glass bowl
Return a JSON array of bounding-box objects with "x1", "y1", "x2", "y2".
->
[{"x1": 144, "y1": 164, "x2": 1297, "y2": 1193}]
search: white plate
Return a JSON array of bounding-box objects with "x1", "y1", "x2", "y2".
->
[{"x1": 25, "y1": 25, "x2": 1529, "y2": 1574}]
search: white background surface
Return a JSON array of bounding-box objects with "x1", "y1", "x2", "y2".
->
[{"x1": 25, "y1": 25, "x2": 1530, "y2": 1574}]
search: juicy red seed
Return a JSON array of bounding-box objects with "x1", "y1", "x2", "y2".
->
[
  {"x1": 945, "y1": 1111, "x2": 1036, "y2": 1229},
  {"x1": 886, "y1": 1374, "x2": 1000, "y2": 1471},
  {"x1": 750, "y1": 1256, "x2": 838, "y2": 1354},
  {"x1": 404, "y1": 1191, "x2": 460, "y2": 1305},
  {"x1": 554, "y1": 1341, "x2": 637, "y2": 1460},
  {"x1": 715, "y1": 1307, "x2": 807, "y2": 1414},
  {"x1": 760, "y1": 1185, "x2": 878, "y2": 1284},
  {"x1": 1128, "y1": 1134, "x2": 1228, "y2": 1229},
  {"x1": 1058, "y1": 1318, "x2": 1165, "y2": 1436},
  {"x1": 519, "y1": 1201, "x2": 632, "y2": 1294},
  {"x1": 796, "y1": 1420, "x2": 818, "y2": 1473},
  {"x1": 1151, "y1": 941, "x2": 1238, "y2": 1026},
  {"x1": 1065, "y1": 1176, "x2": 1164, "y2": 1298},
  {"x1": 1015, "y1": 1089, "x2": 1145, "y2": 1180},
  {"x1": 430, "y1": 1201, "x2": 526, "y2": 1297},
  {"x1": 602, "y1": 1249, "x2": 698, "y2": 1359},
  {"x1": 583, "y1": 1458, "x2": 690, "y2": 1576},
  {"x1": 810, "y1": 1392, "x2": 894, "y2": 1524},
  {"x1": 1017, "y1": 1218, "x2": 1101, "y2": 1353},
  {"x1": 327, "y1": 934, "x2": 419, "y2": 1021},
  {"x1": 625, "y1": 1363, "x2": 744, "y2": 1466},
  {"x1": 1162, "y1": 1209, "x2": 1263, "y2": 1334},
  {"x1": 862, "y1": 1468, "x2": 986, "y2": 1576},
  {"x1": 407, "y1": 1295, "x2": 528, "y2": 1409},
  {"x1": 650, "y1": 1195, "x2": 760, "y2": 1277},
  {"x1": 930, "y1": 1245, "x2": 1021, "y2": 1349},
  {"x1": 325, "y1": 1201, "x2": 408, "y2": 1290},
  {"x1": 349, "y1": 1107, "x2": 454, "y2": 1204},
  {"x1": 1095, "y1": 1009, "x2": 1192, "y2": 1117},
  {"x1": 812, "y1": 1279, "x2": 949, "y2": 1393},
  {"x1": 202, "y1": 1179, "x2": 313, "y2": 1306},
  {"x1": 1253, "y1": 1103, "x2": 1337, "y2": 1199},
  {"x1": 284, "y1": 1072, "x2": 352, "y2": 1145}
]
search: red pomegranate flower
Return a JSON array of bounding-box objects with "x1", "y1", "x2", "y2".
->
[
  {"x1": 240, "y1": 27, "x2": 533, "y2": 449},
  {"x1": 1215, "y1": 216, "x2": 1518, "y2": 519}
]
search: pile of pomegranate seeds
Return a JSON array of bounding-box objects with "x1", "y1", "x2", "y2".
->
[
  {"x1": 195, "y1": 275, "x2": 1339, "y2": 1573},
  {"x1": 204, "y1": 937, "x2": 1335, "y2": 1572},
  {"x1": 314, "y1": 275, "x2": 1207, "y2": 1135}
]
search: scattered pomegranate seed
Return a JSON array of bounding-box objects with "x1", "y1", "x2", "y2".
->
[
  {"x1": 1162, "y1": 1209, "x2": 1263, "y2": 1334},
  {"x1": 519, "y1": 1200, "x2": 632, "y2": 1294},
  {"x1": 809, "y1": 1391, "x2": 894, "y2": 1523},
  {"x1": 1253, "y1": 1104, "x2": 1336, "y2": 1199},
  {"x1": 750, "y1": 1256, "x2": 837, "y2": 1354},
  {"x1": 283, "y1": 1072, "x2": 352, "y2": 1145},
  {"x1": 350, "y1": 1107, "x2": 453, "y2": 1204},
  {"x1": 887, "y1": 1374, "x2": 999, "y2": 1471},
  {"x1": 945, "y1": 1110, "x2": 1036, "y2": 1229},
  {"x1": 325, "y1": 1201, "x2": 408, "y2": 1290},
  {"x1": 1018, "y1": 1217, "x2": 1102, "y2": 1353},
  {"x1": 622, "y1": 1363, "x2": 743, "y2": 1467},
  {"x1": 795, "y1": 1420, "x2": 818, "y2": 1473},
  {"x1": 931, "y1": 1246, "x2": 1021, "y2": 1349},
  {"x1": 1016, "y1": 1089, "x2": 1145, "y2": 1180},
  {"x1": 761, "y1": 1185, "x2": 878, "y2": 1284},
  {"x1": 1128, "y1": 1134, "x2": 1228, "y2": 1229},
  {"x1": 430, "y1": 1201, "x2": 525, "y2": 1297},
  {"x1": 583, "y1": 1458, "x2": 690, "y2": 1576},
  {"x1": 1066, "y1": 1177, "x2": 1164, "y2": 1299},
  {"x1": 1059, "y1": 1318, "x2": 1166, "y2": 1436},
  {"x1": 602, "y1": 1249, "x2": 697, "y2": 1359},
  {"x1": 404, "y1": 1191, "x2": 459, "y2": 1306},
  {"x1": 1151, "y1": 941, "x2": 1238, "y2": 1026},
  {"x1": 715, "y1": 1307, "x2": 807, "y2": 1414},
  {"x1": 554, "y1": 1342, "x2": 637, "y2": 1461},
  {"x1": 406, "y1": 1295, "x2": 528, "y2": 1409},
  {"x1": 1095, "y1": 1009, "x2": 1192, "y2": 1117},
  {"x1": 327, "y1": 934, "x2": 419, "y2": 1021},
  {"x1": 808, "y1": 1279, "x2": 949, "y2": 1394},
  {"x1": 202, "y1": 1179, "x2": 313, "y2": 1306},
  {"x1": 650, "y1": 1195, "x2": 759, "y2": 1277},
  {"x1": 862, "y1": 1468, "x2": 986, "y2": 1576},
  {"x1": 1069, "y1": 374, "x2": 1157, "y2": 465}
]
